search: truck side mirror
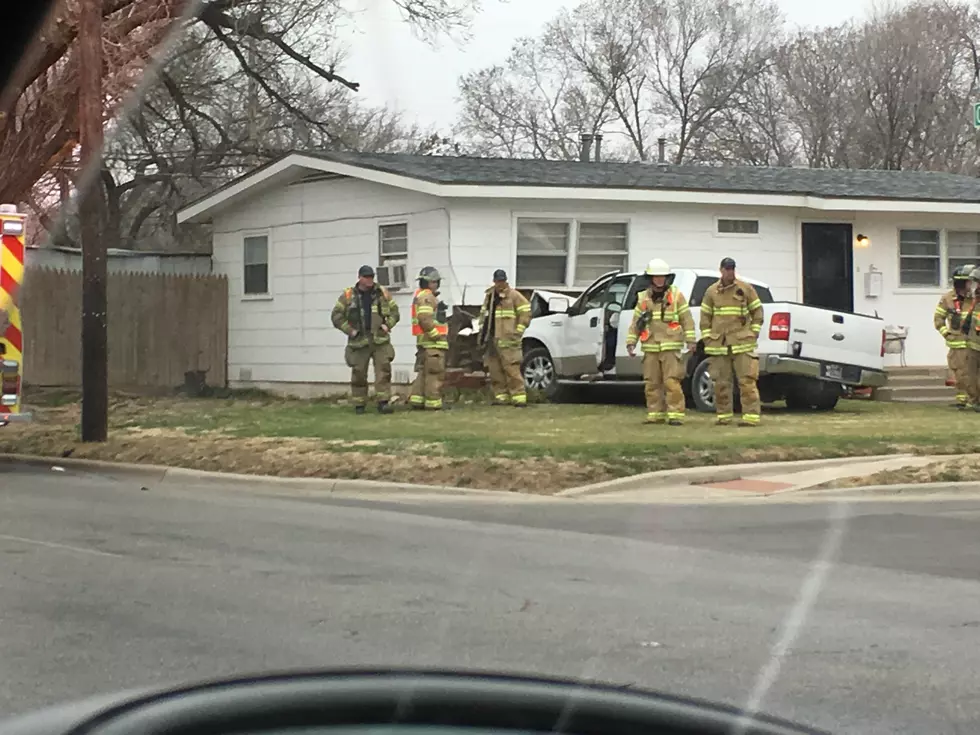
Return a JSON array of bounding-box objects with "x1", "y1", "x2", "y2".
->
[{"x1": 548, "y1": 297, "x2": 570, "y2": 314}]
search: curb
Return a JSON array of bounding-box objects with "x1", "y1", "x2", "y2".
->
[
  {"x1": 0, "y1": 454, "x2": 507, "y2": 497},
  {"x1": 789, "y1": 480, "x2": 980, "y2": 499},
  {"x1": 557, "y1": 453, "x2": 919, "y2": 497}
]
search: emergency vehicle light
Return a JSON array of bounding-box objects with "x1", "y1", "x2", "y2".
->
[{"x1": 1, "y1": 220, "x2": 24, "y2": 236}]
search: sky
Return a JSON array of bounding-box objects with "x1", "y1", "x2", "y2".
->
[{"x1": 335, "y1": 0, "x2": 877, "y2": 132}]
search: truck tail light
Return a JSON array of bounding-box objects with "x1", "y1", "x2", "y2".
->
[
  {"x1": 769, "y1": 312, "x2": 791, "y2": 340},
  {"x1": 880, "y1": 329, "x2": 886, "y2": 357}
]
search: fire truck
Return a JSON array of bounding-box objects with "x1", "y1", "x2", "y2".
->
[{"x1": 0, "y1": 204, "x2": 30, "y2": 426}]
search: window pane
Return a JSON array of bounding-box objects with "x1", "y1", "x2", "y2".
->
[
  {"x1": 578, "y1": 222, "x2": 628, "y2": 252},
  {"x1": 900, "y1": 256, "x2": 940, "y2": 287},
  {"x1": 244, "y1": 263, "x2": 268, "y2": 294},
  {"x1": 244, "y1": 236, "x2": 267, "y2": 266},
  {"x1": 380, "y1": 223, "x2": 407, "y2": 239},
  {"x1": 517, "y1": 221, "x2": 569, "y2": 254},
  {"x1": 516, "y1": 255, "x2": 567, "y2": 286},
  {"x1": 948, "y1": 231, "x2": 980, "y2": 260},
  {"x1": 717, "y1": 219, "x2": 759, "y2": 234},
  {"x1": 899, "y1": 229, "x2": 939, "y2": 259},
  {"x1": 950, "y1": 258, "x2": 978, "y2": 274},
  {"x1": 574, "y1": 253, "x2": 628, "y2": 287}
]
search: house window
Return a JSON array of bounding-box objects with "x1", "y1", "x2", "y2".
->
[
  {"x1": 898, "y1": 229, "x2": 940, "y2": 287},
  {"x1": 243, "y1": 235, "x2": 269, "y2": 295},
  {"x1": 946, "y1": 230, "x2": 980, "y2": 282},
  {"x1": 379, "y1": 223, "x2": 408, "y2": 266},
  {"x1": 516, "y1": 219, "x2": 570, "y2": 287},
  {"x1": 717, "y1": 218, "x2": 760, "y2": 235},
  {"x1": 574, "y1": 222, "x2": 629, "y2": 286}
]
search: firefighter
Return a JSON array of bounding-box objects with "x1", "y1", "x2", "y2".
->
[
  {"x1": 408, "y1": 266, "x2": 450, "y2": 410},
  {"x1": 700, "y1": 257, "x2": 765, "y2": 426},
  {"x1": 478, "y1": 269, "x2": 532, "y2": 407},
  {"x1": 935, "y1": 264, "x2": 975, "y2": 408},
  {"x1": 625, "y1": 259, "x2": 696, "y2": 425},
  {"x1": 331, "y1": 265, "x2": 400, "y2": 414},
  {"x1": 964, "y1": 266, "x2": 980, "y2": 412}
]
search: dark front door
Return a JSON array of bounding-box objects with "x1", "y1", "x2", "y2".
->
[{"x1": 801, "y1": 223, "x2": 854, "y2": 313}]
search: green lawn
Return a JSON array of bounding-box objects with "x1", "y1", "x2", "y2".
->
[{"x1": 5, "y1": 392, "x2": 968, "y2": 491}]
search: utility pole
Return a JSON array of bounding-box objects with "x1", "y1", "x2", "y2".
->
[{"x1": 79, "y1": 0, "x2": 108, "y2": 442}]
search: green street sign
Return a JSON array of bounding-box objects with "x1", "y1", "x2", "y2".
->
[{"x1": 974, "y1": 102, "x2": 980, "y2": 128}]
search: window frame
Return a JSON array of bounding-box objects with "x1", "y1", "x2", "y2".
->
[
  {"x1": 945, "y1": 229, "x2": 980, "y2": 285},
  {"x1": 714, "y1": 217, "x2": 761, "y2": 238},
  {"x1": 895, "y1": 227, "x2": 952, "y2": 290},
  {"x1": 241, "y1": 231, "x2": 271, "y2": 300},
  {"x1": 514, "y1": 217, "x2": 574, "y2": 289},
  {"x1": 573, "y1": 221, "x2": 630, "y2": 287},
  {"x1": 378, "y1": 221, "x2": 409, "y2": 266},
  {"x1": 513, "y1": 215, "x2": 631, "y2": 290}
]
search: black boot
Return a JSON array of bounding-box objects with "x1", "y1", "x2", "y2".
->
[
  {"x1": 378, "y1": 401, "x2": 393, "y2": 414},
  {"x1": 354, "y1": 405, "x2": 366, "y2": 415}
]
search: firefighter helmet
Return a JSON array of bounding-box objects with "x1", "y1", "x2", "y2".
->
[
  {"x1": 953, "y1": 264, "x2": 975, "y2": 282},
  {"x1": 418, "y1": 266, "x2": 441, "y2": 282},
  {"x1": 644, "y1": 258, "x2": 671, "y2": 276}
]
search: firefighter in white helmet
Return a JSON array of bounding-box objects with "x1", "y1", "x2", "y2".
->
[{"x1": 626, "y1": 259, "x2": 696, "y2": 424}]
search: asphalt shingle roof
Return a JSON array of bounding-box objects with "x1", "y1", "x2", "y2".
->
[{"x1": 307, "y1": 151, "x2": 980, "y2": 203}]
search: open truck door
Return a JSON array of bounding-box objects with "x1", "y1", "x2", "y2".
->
[{"x1": 0, "y1": 204, "x2": 30, "y2": 426}]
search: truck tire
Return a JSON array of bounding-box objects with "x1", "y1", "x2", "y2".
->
[
  {"x1": 691, "y1": 358, "x2": 716, "y2": 413},
  {"x1": 521, "y1": 346, "x2": 571, "y2": 402},
  {"x1": 812, "y1": 386, "x2": 841, "y2": 411},
  {"x1": 785, "y1": 379, "x2": 840, "y2": 411},
  {"x1": 690, "y1": 357, "x2": 741, "y2": 414}
]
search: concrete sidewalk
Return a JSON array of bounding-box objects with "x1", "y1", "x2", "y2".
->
[{"x1": 563, "y1": 453, "x2": 946, "y2": 502}]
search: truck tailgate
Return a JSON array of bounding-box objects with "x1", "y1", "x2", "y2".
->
[{"x1": 776, "y1": 304, "x2": 884, "y2": 371}]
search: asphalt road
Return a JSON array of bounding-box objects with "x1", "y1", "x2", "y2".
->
[{"x1": 2, "y1": 463, "x2": 980, "y2": 735}]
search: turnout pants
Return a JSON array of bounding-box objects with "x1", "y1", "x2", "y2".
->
[
  {"x1": 345, "y1": 342, "x2": 395, "y2": 406},
  {"x1": 710, "y1": 349, "x2": 761, "y2": 425},
  {"x1": 948, "y1": 346, "x2": 971, "y2": 406},
  {"x1": 965, "y1": 348, "x2": 980, "y2": 406},
  {"x1": 642, "y1": 350, "x2": 686, "y2": 423},
  {"x1": 485, "y1": 346, "x2": 526, "y2": 405},
  {"x1": 409, "y1": 347, "x2": 446, "y2": 409}
]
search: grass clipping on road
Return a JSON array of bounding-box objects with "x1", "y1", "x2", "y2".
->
[{"x1": 0, "y1": 391, "x2": 964, "y2": 493}]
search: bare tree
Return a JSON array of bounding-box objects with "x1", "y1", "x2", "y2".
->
[
  {"x1": 456, "y1": 38, "x2": 604, "y2": 159},
  {"x1": 1, "y1": 0, "x2": 480, "y2": 212},
  {"x1": 845, "y1": 1, "x2": 980, "y2": 170},
  {"x1": 454, "y1": 0, "x2": 781, "y2": 163},
  {"x1": 644, "y1": 0, "x2": 782, "y2": 163}
]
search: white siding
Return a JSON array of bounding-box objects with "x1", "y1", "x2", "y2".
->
[
  {"x1": 850, "y1": 212, "x2": 980, "y2": 368},
  {"x1": 446, "y1": 200, "x2": 980, "y2": 367},
  {"x1": 211, "y1": 173, "x2": 980, "y2": 390},
  {"x1": 445, "y1": 199, "x2": 800, "y2": 301},
  {"x1": 212, "y1": 176, "x2": 448, "y2": 386}
]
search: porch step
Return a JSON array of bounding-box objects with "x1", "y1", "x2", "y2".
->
[
  {"x1": 880, "y1": 366, "x2": 954, "y2": 404},
  {"x1": 885, "y1": 366, "x2": 949, "y2": 379},
  {"x1": 876, "y1": 385, "x2": 956, "y2": 402}
]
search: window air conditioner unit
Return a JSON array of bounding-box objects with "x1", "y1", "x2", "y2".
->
[{"x1": 376, "y1": 260, "x2": 408, "y2": 290}]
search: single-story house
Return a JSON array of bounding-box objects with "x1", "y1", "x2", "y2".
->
[{"x1": 177, "y1": 151, "x2": 980, "y2": 395}]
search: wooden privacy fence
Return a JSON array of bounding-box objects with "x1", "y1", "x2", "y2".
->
[{"x1": 20, "y1": 267, "x2": 228, "y2": 389}]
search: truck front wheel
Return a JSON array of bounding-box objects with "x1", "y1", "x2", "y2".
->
[
  {"x1": 522, "y1": 346, "x2": 572, "y2": 402},
  {"x1": 690, "y1": 358, "x2": 743, "y2": 414}
]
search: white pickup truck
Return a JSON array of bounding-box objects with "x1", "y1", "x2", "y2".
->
[{"x1": 520, "y1": 268, "x2": 888, "y2": 412}]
